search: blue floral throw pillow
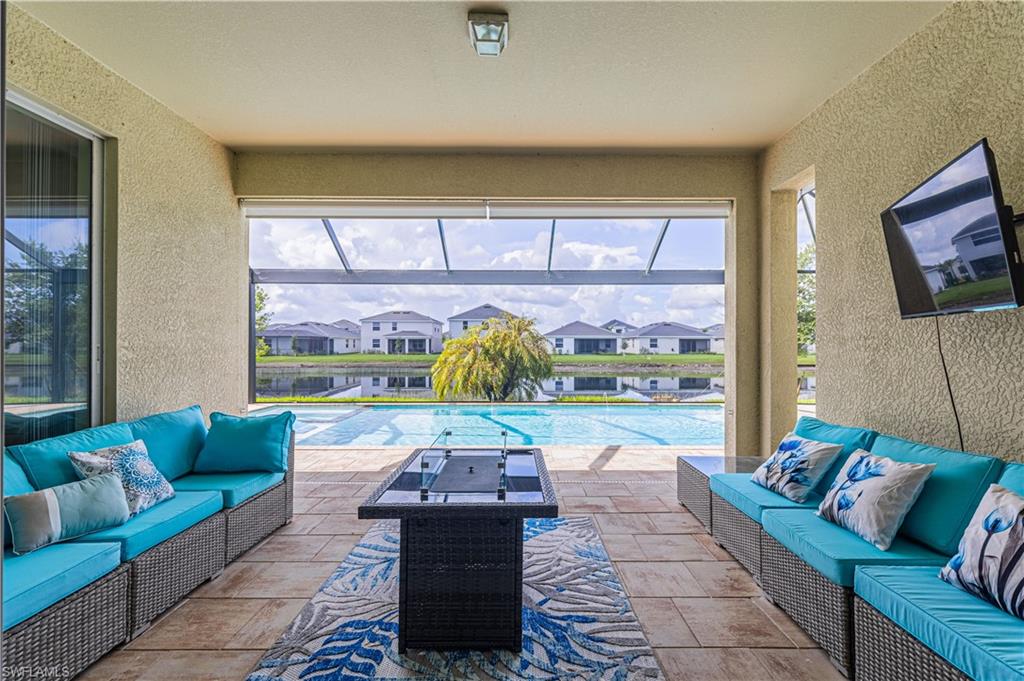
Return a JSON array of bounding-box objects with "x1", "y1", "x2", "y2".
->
[
  {"x1": 817, "y1": 450, "x2": 934, "y2": 550},
  {"x1": 69, "y1": 439, "x2": 175, "y2": 516},
  {"x1": 751, "y1": 432, "x2": 844, "y2": 502},
  {"x1": 940, "y1": 484, "x2": 1024, "y2": 619}
]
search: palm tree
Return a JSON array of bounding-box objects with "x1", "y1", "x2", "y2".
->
[{"x1": 432, "y1": 314, "x2": 553, "y2": 401}]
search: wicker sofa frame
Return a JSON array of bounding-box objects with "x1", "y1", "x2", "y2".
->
[
  {"x1": 761, "y1": 530, "x2": 853, "y2": 677},
  {"x1": 676, "y1": 458, "x2": 712, "y2": 531},
  {"x1": 223, "y1": 438, "x2": 295, "y2": 562},
  {"x1": 710, "y1": 491, "x2": 762, "y2": 583},
  {"x1": 3, "y1": 564, "x2": 129, "y2": 681},
  {"x1": 853, "y1": 596, "x2": 967, "y2": 681}
]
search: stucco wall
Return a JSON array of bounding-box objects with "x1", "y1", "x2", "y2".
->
[
  {"x1": 235, "y1": 152, "x2": 761, "y2": 455},
  {"x1": 760, "y1": 2, "x2": 1024, "y2": 461},
  {"x1": 8, "y1": 6, "x2": 248, "y2": 420}
]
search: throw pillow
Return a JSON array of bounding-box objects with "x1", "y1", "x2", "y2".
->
[
  {"x1": 4, "y1": 473, "x2": 130, "y2": 554},
  {"x1": 751, "y1": 432, "x2": 844, "y2": 502},
  {"x1": 69, "y1": 439, "x2": 175, "y2": 515},
  {"x1": 817, "y1": 450, "x2": 934, "y2": 550},
  {"x1": 193, "y1": 411, "x2": 295, "y2": 474},
  {"x1": 940, "y1": 484, "x2": 1024, "y2": 619}
]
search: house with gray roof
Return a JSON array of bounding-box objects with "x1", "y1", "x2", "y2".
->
[
  {"x1": 359, "y1": 310, "x2": 443, "y2": 354},
  {"x1": 601, "y1": 319, "x2": 638, "y2": 336},
  {"x1": 543, "y1": 320, "x2": 619, "y2": 355},
  {"x1": 258, "y1": 321, "x2": 360, "y2": 355},
  {"x1": 625, "y1": 321, "x2": 711, "y2": 355},
  {"x1": 447, "y1": 303, "x2": 512, "y2": 339},
  {"x1": 703, "y1": 323, "x2": 725, "y2": 353}
]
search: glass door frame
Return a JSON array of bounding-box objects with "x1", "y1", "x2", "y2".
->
[{"x1": 6, "y1": 89, "x2": 106, "y2": 428}]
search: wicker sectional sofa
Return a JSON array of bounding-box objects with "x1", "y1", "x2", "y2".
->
[
  {"x1": 2, "y1": 406, "x2": 294, "y2": 679},
  {"x1": 697, "y1": 416, "x2": 1024, "y2": 680}
]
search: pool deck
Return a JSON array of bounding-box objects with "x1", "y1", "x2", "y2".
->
[{"x1": 80, "y1": 444, "x2": 841, "y2": 681}]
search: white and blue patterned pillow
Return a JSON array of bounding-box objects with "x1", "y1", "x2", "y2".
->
[
  {"x1": 817, "y1": 450, "x2": 934, "y2": 550},
  {"x1": 69, "y1": 439, "x2": 175, "y2": 516},
  {"x1": 940, "y1": 484, "x2": 1024, "y2": 620},
  {"x1": 751, "y1": 432, "x2": 843, "y2": 502}
]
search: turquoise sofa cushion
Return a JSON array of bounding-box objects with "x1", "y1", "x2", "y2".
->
[
  {"x1": 75, "y1": 490, "x2": 222, "y2": 560},
  {"x1": 173, "y1": 472, "x2": 284, "y2": 508},
  {"x1": 710, "y1": 473, "x2": 820, "y2": 522},
  {"x1": 856, "y1": 566, "x2": 1024, "y2": 681},
  {"x1": 794, "y1": 416, "x2": 878, "y2": 495},
  {"x1": 998, "y1": 463, "x2": 1024, "y2": 497},
  {"x1": 194, "y1": 411, "x2": 294, "y2": 474},
  {"x1": 7, "y1": 423, "x2": 135, "y2": 490},
  {"x1": 869, "y1": 435, "x2": 1004, "y2": 556},
  {"x1": 3, "y1": 452, "x2": 35, "y2": 497},
  {"x1": 128, "y1": 405, "x2": 208, "y2": 481},
  {"x1": 2, "y1": 541, "x2": 121, "y2": 630},
  {"x1": 762, "y1": 509, "x2": 947, "y2": 586}
]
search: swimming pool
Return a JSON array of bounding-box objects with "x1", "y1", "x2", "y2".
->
[{"x1": 253, "y1": 404, "x2": 724, "y2": 447}]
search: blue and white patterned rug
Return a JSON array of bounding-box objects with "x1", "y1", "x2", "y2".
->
[{"x1": 248, "y1": 517, "x2": 663, "y2": 680}]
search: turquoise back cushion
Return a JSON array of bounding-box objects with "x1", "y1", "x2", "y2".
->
[
  {"x1": 868, "y1": 434, "x2": 1004, "y2": 555},
  {"x1": 128, "y1": 405, "x2": 208, "y2": 481},
  {"x1": 193, "y1": 411, "x2": 294, "y2": 474},
  {"x1": 997, "y1": 463, "x2": 1024, "y2": 496},
  {"x1": 7, "y1": 423, "x2": 135, "y2": 490},
  {"x1": 794, "y1": 416, "x2": 879, "y2": 494}
]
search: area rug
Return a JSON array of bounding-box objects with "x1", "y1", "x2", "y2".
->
[{"x1": 247, "y1": 517, "x2": 663, "y2": 680}]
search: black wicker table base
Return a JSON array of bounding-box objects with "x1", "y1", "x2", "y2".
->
[{"x1": 399, "y1": 516, "x2": 524, "y2": 652}]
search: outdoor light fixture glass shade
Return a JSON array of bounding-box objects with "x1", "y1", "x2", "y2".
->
[{"x1": 468, "y1": 12, "x2": 508, "y2": 57}]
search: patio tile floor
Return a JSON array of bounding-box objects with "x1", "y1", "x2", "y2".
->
[{"x1": 80, "y1": 446, "x2": 844, "y2": 681}]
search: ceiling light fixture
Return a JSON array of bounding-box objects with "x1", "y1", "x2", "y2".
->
[{"x1": 468, "y1": 12, "x2": 508, "y2": 57}]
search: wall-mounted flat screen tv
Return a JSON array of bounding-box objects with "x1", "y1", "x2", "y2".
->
[{"x1": 881, "y1": 138, "x2": 1022, "y2": 318}]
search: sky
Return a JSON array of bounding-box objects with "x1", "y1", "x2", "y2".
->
[{"x1": 251, "y1": 217, "x2": 727, "y2": 331}]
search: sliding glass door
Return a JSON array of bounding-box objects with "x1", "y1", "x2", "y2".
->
[{"x1": 4, "y1": 97, "x2": 102, "y2": 445}]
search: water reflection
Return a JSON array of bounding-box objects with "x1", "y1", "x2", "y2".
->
[{"x1": 256, "y1": 367, "x2": 726, "y2": 402}]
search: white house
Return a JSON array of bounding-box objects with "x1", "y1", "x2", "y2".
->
[
  {"x1": 360, "y1": 310, "x2": 443, "y2": 354},
  {"x1": 950, "y1": 214, "x2": 1008, "y2": 281},
  {"x1": 703, "y1": 323, "x2": 725, "y2": 354},
  {"x1": 258, "y1": 320, "x2": 360, "y2": 355},
  {"x1": 626, "y1": 322, "x2": 712, "y2": 354},
  {"x1": 601, "y1": 319, "x2": 639, "y2": 336},
  {"x1": 544, "y1": 320, "x2": 619, "y2": 355},
  {"x1": 447, "y1": 303, "x2": 511, "y2": 339}
]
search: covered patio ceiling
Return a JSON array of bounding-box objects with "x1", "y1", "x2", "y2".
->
[{"x1": 245, "y1": 200, "x2": 728, "y2": 286}]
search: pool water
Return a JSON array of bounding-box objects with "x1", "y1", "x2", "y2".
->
[{"x1": 253, "y1": 404, "x2": 724, "y2": 447}]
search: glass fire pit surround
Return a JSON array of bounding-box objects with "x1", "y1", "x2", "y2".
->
[{"x1": 359, "y1": 435, "x2": 558, "y2": 652}]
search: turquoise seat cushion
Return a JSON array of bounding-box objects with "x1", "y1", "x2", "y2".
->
[
  {"x1": 856, "y1": 566, "x2": 1024, "y2": 681},
  {"x1": 75, "y1": 491, "x2": 222, "y2": 560},
  {"x1": 7, "y1": 423, "x2": 135, "y2": 490},
  {"x1": 3, "y1": 453, "x2": 36, "y2": 548},
  {"x1": 762, "y1": 509, "x2": 947, "y2": 586},
  {"x1": 194, "y1": 411, "x2": 294, "y2": 474},
  {"x1": 709, "y1": 473, "x2": 821, "y2": 522},
  {"x1": 128, "y1": 405, "x2": 208, "y2": 481},
  {"x1": 3, "y1": 541, "x2": 121, "y2": 630},
  {"x1": 998, "y1": 463, "x2": 1024, "y2": 497},
  {"x1": 794, "y1": 416, "x2": 878, "y2": 495},
  {"x1": 868, "y1": 435, "x2": 1004, "y2": 556},
  {"x1": 173, "y1": 472, "x2": 284, "y2": 508}
]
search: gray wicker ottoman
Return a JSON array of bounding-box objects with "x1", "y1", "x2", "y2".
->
[
  {"x1": 853, "y1": 597, "x2": 968, "y2": 681},
  {"x1": 676, "y1": 455, "x2": 762, "y2": 532},
  {"x1": 360, "y1": 447, "x2": 558, "y2": 652}
]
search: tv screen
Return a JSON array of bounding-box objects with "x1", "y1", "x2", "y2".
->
[{"x1": 881, "y1": 139, "x2": 1022, "y2": 318}]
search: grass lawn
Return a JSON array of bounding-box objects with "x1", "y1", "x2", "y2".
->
[
  {"x1": 933, "y1": 275, "x2": 1012, "y2": 309},
  {"x1": 550, "y1": 353, "x2": 725, "y2": 366}
]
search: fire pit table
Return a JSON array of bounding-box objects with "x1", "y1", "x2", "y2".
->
[{"x1": 359, "y1": 433, "x2": 558, "y2": 653}]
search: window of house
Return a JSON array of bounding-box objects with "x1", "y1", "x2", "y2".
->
[
  {"x1": 372, "y1": 377, "x2": 380, "y2": 386},
  {"x1": 462, "y1": 321, "x2": 469, "y2": 330},
  {"x1": 797, "y1": 185, "x2": 817, "y2": 406},
  {"x1": 4, "y1": 97, "x2": 104, "y2": 445},
  {"x1": 372, "y1": 339, "x2": 380, "y2": 349},
  {"x1": 554, "y1": 338, "x2": 563, "y2": 349},
  {"x1": 649, "y1": 379, "x2": 658, "y2": 390},
  {"x1": 650, "y1": 338, "x2": 659, "y2": 349},
  {"x1": 372, "y1": 322, "x2": 380, "y2": 331},
  {"x1": 392, "y1": 322, "x2": 398, "y2": 331},
  {"x1": 554, "y1": 380, "x2": 563, "y2": 391}
]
